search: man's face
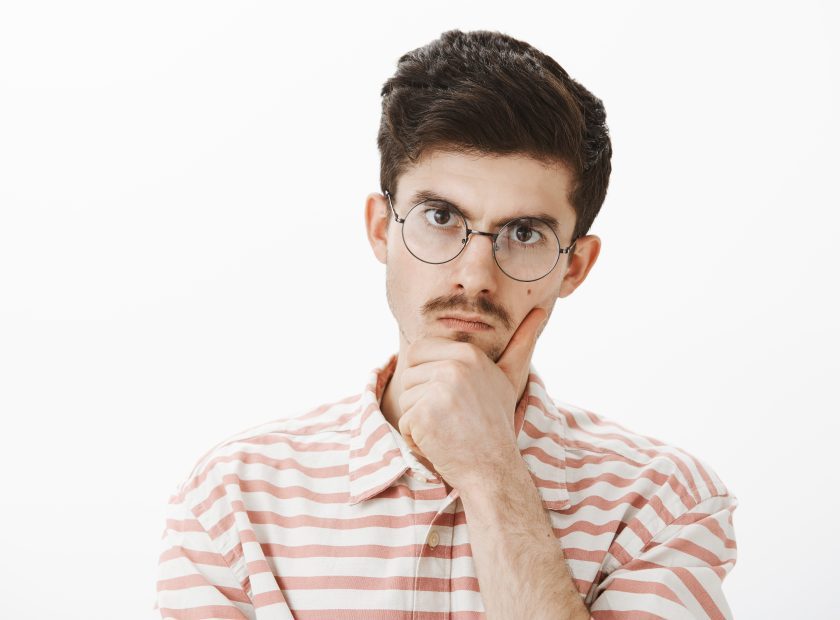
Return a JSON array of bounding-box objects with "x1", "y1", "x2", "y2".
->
[{"x1": 366, "y1": 149, "x2": 598, "y2": 362}]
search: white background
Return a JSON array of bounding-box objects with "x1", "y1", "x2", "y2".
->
[{"x1": 1, "y1": 1, "x2": 837, "y2": 618}]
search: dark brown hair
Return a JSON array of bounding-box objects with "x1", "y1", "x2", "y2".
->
[{"x1": 377, "y1": 29, "x2": 612, "y2": 242}]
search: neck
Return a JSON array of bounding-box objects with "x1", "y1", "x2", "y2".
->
[{"x1": 380, "y1": 345, "x2": 410, "y2": 432}]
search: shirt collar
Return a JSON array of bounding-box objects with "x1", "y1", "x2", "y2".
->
[{"x1": 347, "y1": 355, "x2": 570, "y2": 511}]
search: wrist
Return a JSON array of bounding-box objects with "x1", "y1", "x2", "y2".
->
[{"x1": 459, "y1": 447, "x2": 530, "y2": 504}]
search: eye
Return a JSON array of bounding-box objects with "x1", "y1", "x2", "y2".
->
[
  {"x1": 509, "y1": 221, "x2": 543, "y2": 245},
  {"x1": 423, "y1": 206, "x2": 459, "y2": 228}
]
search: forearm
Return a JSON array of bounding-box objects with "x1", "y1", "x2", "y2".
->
[{"x1": 459, "y1": 453, "x2": 590, "y2": 620}]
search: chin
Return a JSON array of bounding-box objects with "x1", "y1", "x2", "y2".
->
[
  {"x1": 408, "y1": 321, "x2": 504, "y2": 362},
  {"x1": 450, "y1": 332, "x2": 504, "y2": 362}
]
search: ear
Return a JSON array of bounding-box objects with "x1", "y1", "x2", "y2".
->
[
  {"x1": 558, "y1": 234, "x2": 601, "y2": 298},
  {"x1": 365, "y1": 192, "x2": 391, "y2": 264}
]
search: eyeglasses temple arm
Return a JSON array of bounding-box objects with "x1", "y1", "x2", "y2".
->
[{"x1": 383, "y1": 190, "x2": 405, "y2": 224}]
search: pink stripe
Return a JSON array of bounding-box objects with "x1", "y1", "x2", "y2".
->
[
  {"x1": 239, "y1": 434, "x2": 347, "y2": 451},
  {"x1": 284, "y1": 406, "x2": 363, "y2": 435},
  {"x1": 528, "y1": 372, "x2": 546, "y2": 389},
  {"x1": 357, "y1": 400, "x2": 382, "y2": 429},
  {"x1": 527, "y1": 471, "x2": 567, "y2": 490},
  {"x1": 573, "y1": 577, "x2": 594, "y2": 593},
  {"x1": 553, "y1": 519, "x2": 626, "y2": 538},
  {"x1": 350, "y1": 419, "x2": 392, "y2": 459},
  {"x1": 563, "y1": 547, "x2": 608, "y2": 563},
  {"x1": 274, "y1": 574, "x2": 481, "y2": 592},
  {"x1": 560, "y1": 406, "x2": 651, "y2": 449},
  {"x1": 647, "y1": 495, "x2": 676, "y2": 525},
  {"x1": 606, "y1": 576, "x2": 684, "y2": 605},
  {"x1": 158, "y1": 605, "x2": 250, "y2": 619},
  {"x1": 351, "y1": 447, "x2": 403, "y2": 479},
  {"x1": 662, "y1": 538, "x2": 726, "y2": 567},
  {"x1": 523, "y1": 398, "x2": 563, "y2": 439},
  {"x1": 591, "y1": 611, "x2": 665, "y2": 620},
  {"x1": 566, "y1": 451, "x2": 649, "y2": 469},
  {"x1": 520, "y1": 444, "x2": 565, "y2": 468},
  {"x1": 563, "y1": 490, "x2": 650, "y2": 515},
  {"x1": 625, "y1": 517, "x2": 654, "y2": 547},
  {"x1": 156, "y1": 575, "x2": 249, "y2": 604},
  {"x1": 293, "y1": 612, "x2": 485, "y2": 620},
  {"x1": 252, "y1": 589, "x2": 290, "y2": 609},
  {"x1": 207, "y1": 510, "x2": 237, "y2": 542},
  {"x1": 159, "y1": 545, "x2": 229, "y2": 567},
  {"x1": 294, "y1": 612, "x2": 410, "y2": 620},
  {"x1": 199, "y1": 475, "x2": 470, "y2": 519},
  {"x1": 166, "y1": 518, "x2": 204, "y2": 533},
  {"x1": 296, "y1": 394, "x2": 361, "y2": 420},
  {"x1": 568, "y1": 468, "x2": 671, "y2": 493},
  {"x1": 608, "y1": 540, "x2": 633, "y2": 565},
  {"x1": 242, "y1": 508, "x2": 443, "y2": 531},
  {"x1": 664, "y1": 476, "x2": 698, "y2": 512},
  {"x1": 687, "y1": 452, "x2": 720, "y2": 496},
  {"x1": 672, "y1": 566, "x2": 726, "y2": 620},
  {"x1": 671, "y1": 511, "x2": 736, "y2": 550},
  {"x1": 582, "y1": 409, "x2": 666, "y2": 447},
  {"x1": 244, "y1": 558, "x2": 273, "y2": 575},
  {"x1": 255, "y1": 541, "x2": 475, "y2": 560}
]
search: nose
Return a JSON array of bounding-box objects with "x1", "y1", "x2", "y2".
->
[{"x1": 450, "y1": 231, "x2": 501, "y2": 296}]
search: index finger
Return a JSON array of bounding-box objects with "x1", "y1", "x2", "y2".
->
[
  {"x1": 404, "y1": 336, "x2": 480, "y2": 369},
  {"x1": 496, "y1": 306, "x2": 547, "y2": 386}
]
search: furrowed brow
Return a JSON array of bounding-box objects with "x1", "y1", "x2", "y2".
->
[{"x1": 405, "y1": 189, "x2": 562, "y2": 232}]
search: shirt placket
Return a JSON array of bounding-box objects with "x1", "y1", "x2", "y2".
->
[{"x1": 412, "y1": 485, "x2": 458, "y2": 619}]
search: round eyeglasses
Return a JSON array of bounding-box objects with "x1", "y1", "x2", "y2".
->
[{"x1": 384, "y1": 190, "x2": 576, "y2": 282}]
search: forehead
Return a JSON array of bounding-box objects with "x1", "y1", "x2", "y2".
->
[{"x1": 394, "y1": 150, "x2": 577, "y2": 225}]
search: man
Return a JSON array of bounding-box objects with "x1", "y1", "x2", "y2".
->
[{"x1": 156, "y1": 30, "x2": 737, "y2": 619}]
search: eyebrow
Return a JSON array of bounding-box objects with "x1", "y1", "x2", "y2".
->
[{"x1": 405, "y1": 189, "x2": 562, "y2": 232}]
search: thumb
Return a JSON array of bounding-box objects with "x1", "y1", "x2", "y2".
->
[{"x1": 497, "y1": 307, "x2": 547, "y2": 390}]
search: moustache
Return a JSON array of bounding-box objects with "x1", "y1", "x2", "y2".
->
[{"x1": 421, "y1": 294, "x2": 513, "y2": 330}]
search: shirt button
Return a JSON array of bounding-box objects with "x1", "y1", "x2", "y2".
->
[{"x1": 428, "y1": 530, "x2": 440, "y2": 549}]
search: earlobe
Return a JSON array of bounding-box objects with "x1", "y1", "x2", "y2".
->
[
  {"x1": 365, "y1": 193, "x2": 390, "y2": 265},
  {"x1": 558, "y1": 234, "x2": 601, "y2": 299}
]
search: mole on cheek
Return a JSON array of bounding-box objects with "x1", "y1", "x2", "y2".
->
[{"x1": 527, "y1": 289, "x2": 532, "y2": 295}]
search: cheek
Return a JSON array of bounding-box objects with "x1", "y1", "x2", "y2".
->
[
  {"x1": 386, "y1": 253, "x2": 436, "y2": 317},
  {"x1": 533, "y1": 274, "x2": 564, "y2": 303},
  {"x1": 510, "y1": 282, "x2": 560, "y2": 319},
  {"x1": 526, "y1": 280, "x2": 555, "y2": 300},
  {"x1": 385, "y1": 259, "x2": 409, "y2": 312}
]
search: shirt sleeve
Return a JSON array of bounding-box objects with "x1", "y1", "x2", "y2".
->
[
  {"x1": 589, "y1": 494, "x2": 738, "y2": 620},
  {"x1": 155, "y1": 489, "x2": 255, "y2": 620}
]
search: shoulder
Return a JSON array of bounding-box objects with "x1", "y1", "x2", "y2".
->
[
  {"x1": 552, "y1": 397, "x2": 733, "y2": 508},
  {"x1": 169, "y1": 392, "x2": 364, "y2": 509}
]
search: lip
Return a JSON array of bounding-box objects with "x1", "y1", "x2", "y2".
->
[{"x1": 438, "y1": 315, "x2": 494, "y2": 332}]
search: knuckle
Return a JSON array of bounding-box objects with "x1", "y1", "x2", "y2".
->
[
  {"x1": 398, "y1": 411, "x2": 412, "y2": 432},
  {"x1": 439, "y1": 360, "x2": 465, "y2": 382},
  {"x1": 450, "y1": 361, "x2": 469, "y2": 380},
  {"x1": 398, "y1": 393, "x2": 411, "y2": 413},
  {"x1": 461, "y1": 344, "x2": 482, "y2": 364}
]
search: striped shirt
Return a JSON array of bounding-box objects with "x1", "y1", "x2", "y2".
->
[{"x1": 156, "y1": 355, "x2": 738, "y2": 619}]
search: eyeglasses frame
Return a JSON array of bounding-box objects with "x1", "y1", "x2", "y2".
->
[{"x1": 383, "y1": 189, "x2": 577, "y2": 283}]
